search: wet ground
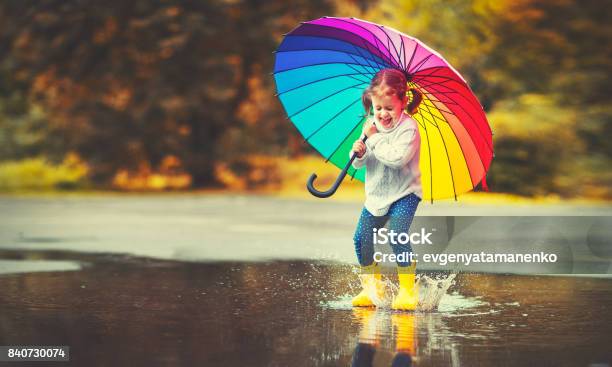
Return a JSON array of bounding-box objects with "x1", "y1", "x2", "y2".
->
[
  {"x1": 1, "y1": 195, "x2": 611, "y2": 365},
  {"x1": 1, "y1": 195, "x2": 611, "y2": 267},
  {"x1": 1, "y1": 250, "x2": 611, "y2": 367}
]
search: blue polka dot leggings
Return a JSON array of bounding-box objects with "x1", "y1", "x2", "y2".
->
[{"x1": 353, "y1": 193, "x2": 421, "y2": 267}]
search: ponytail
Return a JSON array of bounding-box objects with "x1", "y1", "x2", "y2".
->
[
  {"x1": 361, "y1": 89, "x2": 373, "y2": 117},
  {"x1": 406, "y1": 88, "x2": 422, "y2": 115}
]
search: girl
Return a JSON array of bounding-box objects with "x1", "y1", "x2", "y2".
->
[{"x1": 350, "y1": 68, "x2": 423, "y2": 311}]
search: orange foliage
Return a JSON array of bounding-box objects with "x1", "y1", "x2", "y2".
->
[
  {"x1": 215, "y1": 155, "x2": 282, "y2": 191},
  {"x1": 112, "y1": 155, "x2": 192, "y2": 191},
  {"x1": 93, "y1": 17, "x2": 118, "y2": 44}
]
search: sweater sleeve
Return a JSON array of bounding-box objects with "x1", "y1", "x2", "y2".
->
[{"x1": 365, "y1": 126, "x2": 418, "y2": 169}]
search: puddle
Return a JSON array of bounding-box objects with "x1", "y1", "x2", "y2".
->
[{"x1": 0, "y1": 250, "x2": 611, "y2": 366}]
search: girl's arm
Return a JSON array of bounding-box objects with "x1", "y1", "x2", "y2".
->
[{"x1": 365, "y1": 126, "x2": 418, "y2": 169}]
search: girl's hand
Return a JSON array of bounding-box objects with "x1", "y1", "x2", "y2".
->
[
  {"x1": 363, "y1": 120, "x2": 378, "y2": 138},
  {"x1": 352, "y1": 140, "x2": 366, "y2": 158}
]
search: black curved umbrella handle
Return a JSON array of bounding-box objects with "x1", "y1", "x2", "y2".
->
[{"x1": 307, "y1": 135, "x2": 368, "y2": 198}]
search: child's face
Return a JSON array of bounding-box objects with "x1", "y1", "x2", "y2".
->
[{"x1": 371, "y1": 89, "x2": 407, "y2": 130}]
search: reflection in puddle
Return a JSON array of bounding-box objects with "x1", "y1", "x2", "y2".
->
[
  {"x1": 351, "y1": 309, "x2": 417, "y2": 366},
  {"x1": 0, "y1": 251, "x2": 611, "y2": 366}
]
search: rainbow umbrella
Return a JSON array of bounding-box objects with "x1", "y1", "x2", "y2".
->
[{"x1": 273, "y1": 17, "x2": 493, "y2": 202}]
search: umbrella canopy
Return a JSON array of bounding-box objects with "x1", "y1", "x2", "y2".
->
[{"x1": 273, "y1": 16, "x2": 493, "y2": 201}]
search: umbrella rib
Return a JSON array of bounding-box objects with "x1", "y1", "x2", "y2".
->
[
  {"x1": 334, "y1": 54, "x2": 381, "y2": 80},
  {"x1": 276, "y1": 72, "x2": 374, "y2": 97},
  {"x1": 421, "y1": 93, "x2": 492, "y2": 181},
  {"x1": 399, "y1": 34, "x2": 406, "y2": 70},
  {"x1": 311, "y1": 19, "x2": 398, "y2": 69},
  {"x1": 331, "y1": 61, "x2": 377, "y2": 84},
  {"x1": 416, "y1": 90, "x2": 459, "y2": 200},
  {"x1": 414, "y1": 75, "x2": 464, "y2": 91},
  {"x1": 343, "y1": 64, "x2": 378, "y2": 84},
  {"x1": 424, "y1": 82, "x2": 493, "y2": 154},
  {"x1": 275, "y1": 61, "x2": 376, "y2": 75},
  {"x1": 419, "y1": 108, "x2": 434, "y2": 203},
  {"x1": 412, "y1": 67, "x2": 460, "y2": 87},
  {"x1": 342, "y1": 28, "x2": 391, "y2": 72},
  {"x1": 414, "y1": 65, "x2": 469, "y2": 86},
  {"x1": 349, "y1": 113, "x2": 369, "y2": 181},
  {"x1": 413, "y1": 70, "x2": 480, "y2": 108},
  {"x1": 419, "y1": 79, "x2": 485, "y2": 114},
  {"x1": 324, "y1": 112, "x2": 364, "y2": 163},
  {"x1": 414, "y1": 73, "x2": 462, "y2": 85},
  {"x1": 409, "y1": 54, "x2": 434, "y2": 74},
  {"x1": 288, "y1": 81, "x2": 368, "y2": 120},
  {"x1": 345, "y1": 72, "x2": 373, "y2": 84},
  {"x1": 344, "y1": 43, "x2": 381, "y2": 74},
  {"x1": 417, "y1": 81, "x2": 460, "y2": 95},
  {"x1": 413, "y1": 66, "x2": 492, "y2": 140},
  {"x1": 334, "y1": 18, "x2": 401, "y2": 69},
  {"x1": 414, "y1": 87, "x2": 456, "y2": 116},
  {"x1": 412, "y1": 89, "x2": 456, "y2": 114},
  {"x1": 276, "y1": 46, "x2": 390, "y2": 69},
  {"x1": 280, "y1": 36, "x2": 384, "y2": 74},
  {"x1": 406, "y1": 43, "x2": 419, "y2": 73},
  {"x1": 377, "y1": 25, "x2": 404, "y2": 70},
  {"x1": 419, "y1": 85, "x2": 478, "y2": 190},
  {"x1": 303, "y1": 97, "x2": 362, "y2": 143},
  {"x1": 412, "y1": 65, "x2": 454, "y2": 78},
  {"x1": 419, "y1": 90, "x2": 459, "y2": 106}
]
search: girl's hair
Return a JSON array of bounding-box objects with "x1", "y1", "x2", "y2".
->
[{"x1": 361, "y1": 68, "x2": 422, "y2": 116}]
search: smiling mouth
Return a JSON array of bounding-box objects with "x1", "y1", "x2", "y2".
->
[{"x1": 381, "y1": 117, "x2": 392, "y2": 125}]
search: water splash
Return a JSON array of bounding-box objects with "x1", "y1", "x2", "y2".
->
[
  {"x1": 321, "y1": 271, "x2": 486, "y2": 314},
  {"x1": 416, "y1": 273, "x2": 457, "y2": 312}
]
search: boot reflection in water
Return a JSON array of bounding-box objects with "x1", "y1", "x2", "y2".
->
[
  {"x1": 391, "y1": 313, "x2": 416, "y2": 366},
  {"x1": 351, "y1": 308, "x2": 379, "y2": 367},
  {"x1": 351, "y1": 309, "x2": 416, "y2": 367}
]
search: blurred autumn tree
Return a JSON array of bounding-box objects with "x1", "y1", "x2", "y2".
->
[
  {"x1": 0, "y1": 0, "x2": 610, "y2": 197},
  {"x1": 484, "y1": 0, "x2": 612, "y2": 197},
  {"x1": 0, "y1": 0, "x2": 334, "y2": 187},
  {"x1": 363, "y1": 0, "x2": 611, "y2": 197}
]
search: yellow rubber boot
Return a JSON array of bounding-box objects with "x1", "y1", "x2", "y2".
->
[
  {"x1": 352, "y1": 263, "x2": 385, "y2": 307},
  {"x1": 391, "y1": 263, "x2": 418, "y2": 311}
]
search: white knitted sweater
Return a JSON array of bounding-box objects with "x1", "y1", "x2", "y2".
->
[{"x1": 351, "y1": 112, "x2": 422, "y2": 216}]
